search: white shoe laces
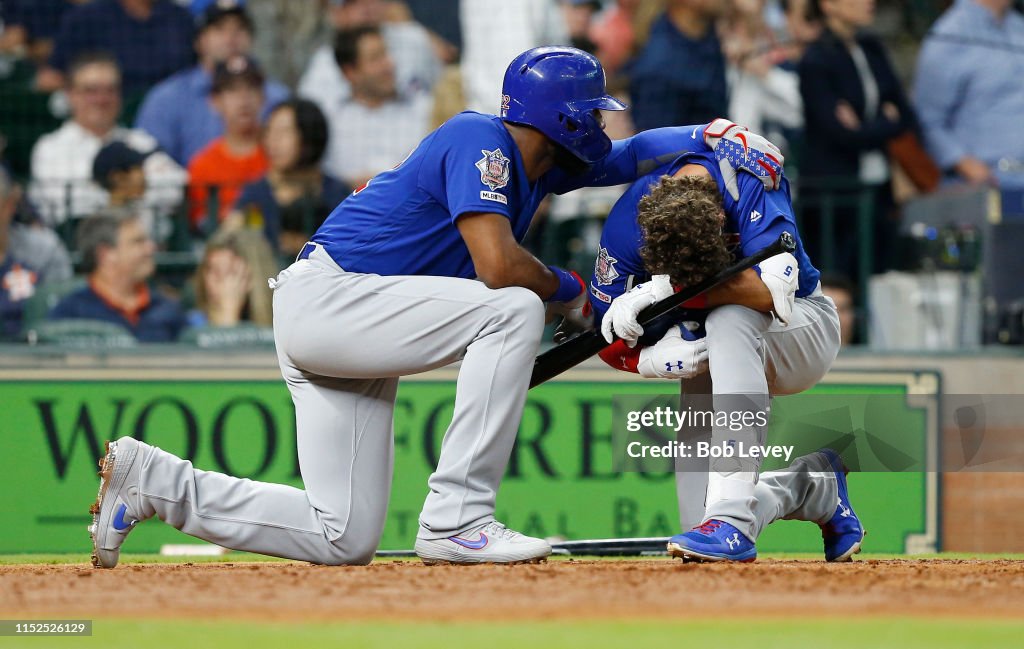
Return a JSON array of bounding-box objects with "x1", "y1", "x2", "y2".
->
[{"x1": 482, "y1": 521, "x2": 522, "y2": 541}]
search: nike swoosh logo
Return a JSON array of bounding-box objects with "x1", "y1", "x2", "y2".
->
[
  {"x1": 112, "y1": 503, "x2": 137, "y2": 531},
  {"x1": 448, "y1": 533, "x2": 488, "y2": 550}
]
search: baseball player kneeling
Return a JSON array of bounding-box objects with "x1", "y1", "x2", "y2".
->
[
  {"x1": 589, "y1": 121, "x2": 865, "y2": 562},
  {"x1": 88, "y1": 49, "x2": 788, "y2": 569}
]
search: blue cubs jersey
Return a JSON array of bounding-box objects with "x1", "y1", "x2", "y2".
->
[
  {"x1": 589, "y1": 149, "x2": 819, "y2": 324},
  {"x1": 312, "y1": 112, "x2": 715, "y2": 278}
]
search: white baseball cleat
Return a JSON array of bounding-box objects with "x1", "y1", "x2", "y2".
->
[
  {"x1": 415, "y1": 521, "x2": 551, "y2": 565},
  {"x1": 89, "y1": 437, "x2": 147, "y2": 569}
]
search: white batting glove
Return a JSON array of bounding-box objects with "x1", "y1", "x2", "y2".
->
[
  {"x1": 704, "y1": 118, "x2": 785, "y2": 201},
  {"x1": 758, "y1": 252, "x2": 798, "y2": 325},
  {"x1": 600, "y1": 275, "x2": 674, "y2": 347},
  {"x1": 638, "y1": 326, "x2": 709, "y2": 379}
]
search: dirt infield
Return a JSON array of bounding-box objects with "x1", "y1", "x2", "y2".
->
[{"x1": 3, "y1": 559, "x2": 1024, "y2": 622}]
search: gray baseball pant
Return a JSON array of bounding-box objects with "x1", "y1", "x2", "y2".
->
[
  {"x1": 674, "y1": 293, "x2": 843, "y2": 539},
  {"x1": 133, "y1": 244, "x2": 545, "y2": 564}
]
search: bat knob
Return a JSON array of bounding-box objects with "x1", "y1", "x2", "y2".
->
[{"x1": 780, "y1": 231, "x2": 796, "y2": 253}]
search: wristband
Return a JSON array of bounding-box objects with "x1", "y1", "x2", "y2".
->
[
  {"x1": 598, "y1": 338, "x2": 641, "y2": 374},
  {"x1": 548, "y1": 266, "x2": 584, "y2": 303}
]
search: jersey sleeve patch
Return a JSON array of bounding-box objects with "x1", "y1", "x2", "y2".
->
[
  {"x1": 594, "y1": 247, "x2": 620, "y2": 286},
  {"x1": 475, "y1": 148, "x2": 511, "y2": 190}
]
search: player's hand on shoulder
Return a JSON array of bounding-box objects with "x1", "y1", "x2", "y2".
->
[
  {"x1": 600, "y1": 275, "x2": 674, "y2": 347},
  {"x1": 637, "y1": 325, "x2": 709, "y2": 379},
  {"x1": 704, "y1": 118, "x2": 784, "y2": 201},
  {"x1": 549, "y1": 271, "x2": 594, "y2": 343},
  {"x1": 757, "y1": 252, "x2": 799, "y2": 325}
]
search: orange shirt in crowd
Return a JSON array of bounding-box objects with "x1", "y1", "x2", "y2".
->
[{"x1": 187, "y1": 138, "x2": 268, "y2": 227}]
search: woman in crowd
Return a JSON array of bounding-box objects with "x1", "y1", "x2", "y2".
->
[
  {"x1": 230, "y1": 99, "x2": 350, "y2": 258},
  {"x1": 189, "y1": 228, "x2": 277, "y2": 329},
  {"x1": 798, "y1": 0, "x2": 920, "y2": 277}
]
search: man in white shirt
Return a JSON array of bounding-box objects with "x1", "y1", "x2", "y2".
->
[
  {"x1": 297, "y1": 0, "x2": 440, "y2": 120},
  {"x1": 321, "y1": 25, "x2": 430, "y2": 188},
  {"x1": 29, "y1": 51, "x2": 187, "y2": 241}
]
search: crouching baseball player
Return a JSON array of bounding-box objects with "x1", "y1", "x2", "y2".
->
[
  {"x1": 590, "y1": 121, "x2": 865, "y2": 562},
  {"x1": 88, "y1": 48, "x2": 788, "y2": 568}
]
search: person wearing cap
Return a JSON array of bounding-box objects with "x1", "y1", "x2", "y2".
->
[
  {"x1": 93, "y1": 141, "x2": 148, "y2": 217},
  {"x1": 36, "y1": 0, "x2": 194, "y2": 95},
  {"x1": 84, "y1": 46, "x2": 788, "y2": 570},
  {"x1": 134, "y1": 0, "x2": 290, "y2": 167},
  {"x1": 186, "y1": 54, "x2": 269, "y2": 229},
  {"x1": 29, "y1": 51, "x2": 187, "y2": 240}
]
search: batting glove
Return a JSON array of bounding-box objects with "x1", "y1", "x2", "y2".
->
[
  {"x1": 704, "y1": 118, "x2": 785, "y2": 201},
  {"x1": 600, "y1": 275, "x2": 674, "y2": 347},
  {"x1": 757, "y1": 251, "x2": 799, "y2": 325},
  {"x1": 638, "y1": 325, "x2": 709, "y2": 379}
]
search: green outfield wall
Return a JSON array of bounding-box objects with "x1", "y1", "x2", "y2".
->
[{"x1": 0, "y1": 370, "x2": 938, "y2": 555}]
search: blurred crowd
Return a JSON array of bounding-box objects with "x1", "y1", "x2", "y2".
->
[{"x1": 0, "y1": 0, "x2": 1021, "y2": 345}]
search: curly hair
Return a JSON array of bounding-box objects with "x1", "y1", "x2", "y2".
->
[{"x1": 637, "y1": 175, "x2": 733, "y2": 289}]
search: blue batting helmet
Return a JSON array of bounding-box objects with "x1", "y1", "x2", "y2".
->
[{"x1": 501, "y1": 46, "x2": 627, "y2": 165}]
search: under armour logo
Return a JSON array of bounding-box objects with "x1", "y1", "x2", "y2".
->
[
  {"x1": 839, "y1": 502, "x2": 852, "y2": 518},
  {"x1": 725, "y1": 533, "x2": 741, "y2": 550},
  {"x1": 665, "y1": 360, "x2": 685, "y2": 372}
]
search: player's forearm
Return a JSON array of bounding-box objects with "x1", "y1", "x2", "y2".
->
[
  {"x1": 476, "y1": 244, "x2": 559, "y2": 299},
  {"x1": 705, "y1": 269, "x2": 773, "y2": 313},
  {"x1": 593, "y1": 125, "x2": 709, "y2": 187}
]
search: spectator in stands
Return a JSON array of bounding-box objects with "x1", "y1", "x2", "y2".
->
[
  {"x1": 628, "y1": 0, "x2": 728, "y2": 131},
  {"x1": 591, "y1": 0, "x2": 641, "y2": 77},
  {"x1": 187, "y1": 55, "x2": 268, "y2": 230},
  {"x1": 460, "y1": 0, "x2": 568, "y2": 113},
  {"x1": 799, "y1": 0, "x2": 919, "y2": 275},
  {"x1": 231, "y1": 99, "x2": 350, "y2": 257},
  {"x1": 188, "y1": 228, "x2": 276, "y2": 329},
  {"x1": 37, "y1": 0, "x2": 195, "y2": 97},
  {"x1": 563, "y1": 0, "x2": 600, "y2": 53},
  {"x1": 135, "y1": 0, "x2": 290, "y2": 166},
  {"x1": 298, "y1": 0, "x2": 441, "y2": 118},
  {"x1": 49, "y1": 213, "x2": 185, "y2": 342},
  {"x1": 29, "y1": 52, "x2": 187, "y2": 240},
  {"x1": 92, "y1": 141, "x2": 148, "y2": 218},
  {"x1": 723, "y1": 0, "x2": 806, "y2": 154},
  {"x1": 322, "y1": 26, "x2": 430, "y2": 189},
  {"x1": 403, "y1": 0, "x2": 461, "y2": 62},
  {"x1": 0, "y1": 168, "x2": 73, "y2": 339},
  {"x1": 914, "y1": 0, "x2": 1024, "y2": 189},
  {"x1": 0, "y1": 0, "x2": 80, "y2": 66},
  {"x1": 821, "y1": 273, "x2": 857, "y2": 345}
]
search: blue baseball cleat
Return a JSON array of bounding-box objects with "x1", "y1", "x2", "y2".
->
[
  {"x1": 819, "y1": 448, "x2": 866, "y2": 562},
  {"x1": 667, "y1": 520, "x2": 757, "y2": 562}
]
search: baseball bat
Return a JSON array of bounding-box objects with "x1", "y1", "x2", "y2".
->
[{"x1": 529, "y1": 231, "x2": 796, "y2": 388}]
